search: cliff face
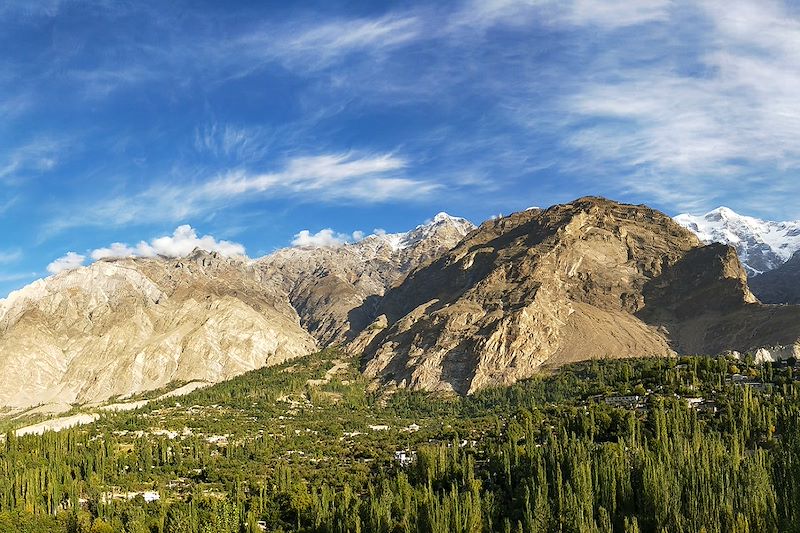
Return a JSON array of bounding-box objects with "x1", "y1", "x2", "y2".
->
[
  {"x1": 355, "y1": 198, "x2": 800, "y2": 394},
  {"x1": 0, "y1": 251, "x2": 317, "y2": 409}
]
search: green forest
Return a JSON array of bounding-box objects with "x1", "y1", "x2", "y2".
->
[{"x1": 2, "y1": 350, "x2": 800, "y2": 532}]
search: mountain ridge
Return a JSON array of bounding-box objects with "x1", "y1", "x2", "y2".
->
[
  {"x1": 355, "y1": 197, "x2": 800, "y2": 394},
  {"x1": 0, "y1": 214, "x2": 475, "y2": 410},
  {"x1": 675, "y1": 206, "x2": 800, "y2": 275},
  {"x1": 3, "y1": 199, "x2": 800, "y2": 409}
]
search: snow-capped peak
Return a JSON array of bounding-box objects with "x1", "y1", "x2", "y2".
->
[
  {"x1": 280, "y1": 212, "x2": 475, "y2": 256},
  {"x1": 707, "y1": 206, "x2": 734, "y2": 217},
  {"x1": 433, "y1": 212, "x2": 454, "y2": 223},
  {"x1": 357, "y1": 213, "x2": 474, "y2": 252},
  {"x1": 675, "y1": 207, "x2": 800, "y2": 275}
]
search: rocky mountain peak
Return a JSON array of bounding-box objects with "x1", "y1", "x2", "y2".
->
[
  {"x1": 367, "y1": 212, "x2": 475, "y2": 251},
  {"x1": 706, "y1": 206, "x2": 737, "y2": 221},
  {"x1": 355, "y1": 198, "x2": 800, "y2": 395}
]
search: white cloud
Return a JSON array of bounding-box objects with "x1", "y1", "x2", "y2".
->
[
  {"x1": 48, "y1": 152, "x2": 436, "y2": 233},
  {"x1": 90, "y1": 225, "x2": 246, "y2": 260},
  {"x1": 90, "y1": 242, "x2": 143, "y2": 260},
  {"x1": 148, "y1": 225, "x2": 246, "y2": 257},
  {"x1": 47, "y1": 252, "x2": 85, "y2": 274},
  {"x1": 194, "y1": 123, "x2": 272, "y2": 162},
  {"x1": 0, "y1": 249, "x2": 21, "y2": 264},
  {"x1": 543, "y1": 0, "x2": 800, "y2": 211},
  {"x1": 44, "y1": 226, "x2": 244, "y2": 279},
  {"x1": 291, "y1": 228, "x2": 365, "y2": 248}
]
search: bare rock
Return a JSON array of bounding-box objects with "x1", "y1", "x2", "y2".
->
[
  {"x1": 0, "y1": 252, "x2": 317, "y2": 409},
  {"x1": 257, "y1": 213, "x2": 475, "y2": 345},
  {"x1": 356, "y1": 197, "x2": 800, "y2": 394}
]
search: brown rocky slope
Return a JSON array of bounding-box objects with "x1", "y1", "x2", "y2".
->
[{"x1": 353, "y1": 197, "x2": 800, "y2": 394}]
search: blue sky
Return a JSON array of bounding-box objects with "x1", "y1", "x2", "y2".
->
[{"x1": 2, "y1": 0, "x2": 800, "y2": 295}]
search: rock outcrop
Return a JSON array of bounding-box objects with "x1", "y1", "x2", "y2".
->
[{"x1": 356, "y1": 198, "x2": 800, "y2": 394}]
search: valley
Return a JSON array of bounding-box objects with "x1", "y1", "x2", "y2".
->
[
  {"x1": 2, "y1": 350, "x2": 799, "y2": 532},
  {"x1": 8, "y1": 2, "x2": 800, "y2": 530},
  {"x1": 3, "y1": 197, "x2": 800, "y2": 532}
]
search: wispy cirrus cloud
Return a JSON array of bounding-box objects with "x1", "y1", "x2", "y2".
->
[
  {"x1": 8, "y1": 0, "x2": 800, "y2": 265},
  {"x1": 252, "y1": 14, "x2": 421, "y2": 70},
  {"x1": 46, "y1": 152, "x2": 437, "y2": 233},
  {"x1": 44, "y1": 10, "x2": 426, "y2": 99},
  {"x1": 560, "y1": 0, "x2": 671, "y2": 28},
  {"x1": 193, "y1": 123, "x2": 274, "y2": 163},
  {"x1": 0, "y1": 138, "x2": 67, "y2": 184},
  {"x1": 521, "y1": 0, "x2": 800, "y2": 212},
  {"x1": 0, "y1": 249, "x2": 22, "y2": 264}
]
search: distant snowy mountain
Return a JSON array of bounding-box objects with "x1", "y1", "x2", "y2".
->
[
  {"x1": 674, "y1": 207, "x2": 800, "y2": 275},
  {"x1": 349, "y1": 212, "x2": 474, "y2": 253}
]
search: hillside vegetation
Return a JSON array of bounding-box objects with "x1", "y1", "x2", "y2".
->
[{"x1": 2, "y1": 350, "x2": 800, "y2": 532}]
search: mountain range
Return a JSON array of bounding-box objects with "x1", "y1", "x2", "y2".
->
[
  {"x1": 356, "y1": 198, "x2": 800, "y2": 393},
  {"x1": 0, "y1": 214, "x2": 473, "y2": 410},
  {"x1": 2, "y1": 199, "x2": 800, "y2": 411},
  {"x1": 675, "y1": 207, "x2": 800, "y2": 275}
]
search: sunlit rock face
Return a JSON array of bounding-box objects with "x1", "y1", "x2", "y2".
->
[
  {"x1": 0, "y1": 250, "x2": 317, "y2": 410},
  {"x1": 357, "y1": 198, "x2": 800, "y2": 395}
]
